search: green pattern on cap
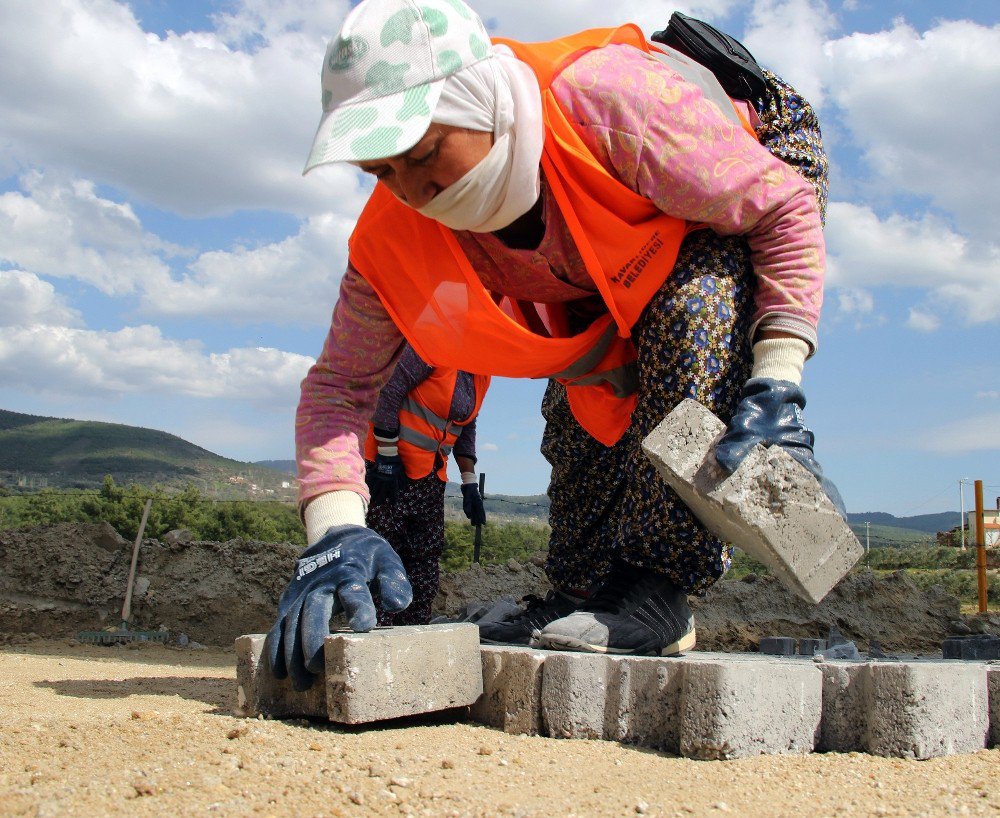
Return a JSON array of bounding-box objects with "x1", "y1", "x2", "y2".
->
[
  {"x1": 327, "y1": 35, "x2": 368, "y2": 72},
  {"x1": 352, "y1": 127, "x2": 404, "y2": 159},
  {"x1": 437, "y1": 50, "x2": 461, "y2": 74},
  {"x1": 420, "y1": 7, "x2": 448, "y2": 37},
  {"x1": 364, "y1": 60, "x2": 409, "y2": 95},
  {"x1": 396, "y1": 84, "x2": 432, "y2": 122},
  {"x1": 469, "y1": 33, "x2": 489, "y2": 60},
  {"x1": 330, "y1": 106, "x2": 378, "y2": 137},
  {"x1": 381, "y1": 7, "x2": 421, "y2": 46}
]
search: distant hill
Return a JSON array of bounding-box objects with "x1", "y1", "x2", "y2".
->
[
  {"x1": 254, "y1": 459, "x2": 296, "y2": 476},
  {"x1": 0, "y1": 409, "x2": 296, "y2": 499},
  {"x1": 846, "y1": 511, "x2": 959, "y2": 535}
]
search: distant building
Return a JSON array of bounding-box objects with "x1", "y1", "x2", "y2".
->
[{"x1": 967, "y1": 508, "x2": 1000, "y2": 547}]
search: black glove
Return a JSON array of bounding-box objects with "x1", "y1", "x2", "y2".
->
[
  {"x1": 461, "y1": 482, "x2": 486, "y2": 526},
  {"x1": 366, "y1": 452, "x2": 405, "y2": 505},
  {"x1": 265, "y1": 524, "x2": 412, "y2": 691},
  {"x1": 714, "y1": 378, "x2": 847, "y2": 518}
]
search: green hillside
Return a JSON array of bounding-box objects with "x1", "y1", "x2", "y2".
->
[{"x1": 0, "y1": 409, "x2": 295, "y2": 499}]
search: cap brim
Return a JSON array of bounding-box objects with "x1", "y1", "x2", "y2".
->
[{"x1": 303, "y1": 79, "x2": 446, "y2": 173}]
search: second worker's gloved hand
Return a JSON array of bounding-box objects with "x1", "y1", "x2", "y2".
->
[
  {"x1": 367, "y1": 452, "x2": 405, "y2": 505},
  {"x1": 265, "y1": 524, "x2": 412, "y2": 691},
  {"x1": 714, "y1": 377, "x2": 847, "y2": 518},
  {"x1": 461, "y1": 482, "x2": 486, "y2": 526}
]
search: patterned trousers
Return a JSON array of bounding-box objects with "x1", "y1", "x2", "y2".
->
[
  {"x1": 542, "y1": 71, "x2": 828, "y2": 596},
  {"x1": 366, "y1": 469, "x2": 446, "y2": 625}
]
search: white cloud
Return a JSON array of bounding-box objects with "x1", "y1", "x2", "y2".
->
[
  {"x1": 977, "y1": 391, "x2": 999, "y2": 400},
  {"x1": 0, "y1": 0, "x2": 358, "y2": 218},
  {"x1": 744, "y1": 0, "x2": 838, "y2": 106},
  {"x1": 0, "y1": 173, "x2": 178, "y2": 295},
  {"x1": 144, "y1": 210, "x2": 356, "y2": 325},
  {"x1": 0, "y1": 270, "x2": 82, "y2": 328},
  {"x1": 918, "y1": 412, "x2": 1000, "y2": 454},
  {"x1": 481, "y1": 442, "x2": 499, "y2": 452},
  {"x1": 822, "y1": 19, "x2": 1000, "y2": 240},
  {"x1": 0, "y1": 323, "x2": 313, "y2": 404},
  {"x1": 825, "y1": 202, "x2": 1000, "y2": 324},
  {"x1": 906, "y1": 309, "x2": 940, "y2": 332}
]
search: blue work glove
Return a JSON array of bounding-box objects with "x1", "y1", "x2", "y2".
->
[
  {"x1": 461, "y1": 482, "x2": 486, "y2": 526},
  {"x1": 265, "y1": 524, "x2": 412, "y2": 691},
  {"x1": 366, "y1": 452, "x2": 405, "y2": 505},
  {"x1": 714, "y1": 378, "x2": 847, "y2": 519}
]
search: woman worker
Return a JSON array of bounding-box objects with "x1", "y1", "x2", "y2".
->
[
  {"x1": 266, "y1": 0, "x2": 846, "y2": 690},
  {"x1": 365, "y1": 343, "x2": 489, "y2": 625}
]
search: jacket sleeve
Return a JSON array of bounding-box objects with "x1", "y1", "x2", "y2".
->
[
  {"x1": 296, "y1": 264, "x2": 405, "y2": 507},
  {"x1": 370, "y1": 345, "x2": 434, "y2": 435}
]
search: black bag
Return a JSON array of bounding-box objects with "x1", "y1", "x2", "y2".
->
[{"x1": 650, "y1": 12, "x2": 768, "y2": 102}]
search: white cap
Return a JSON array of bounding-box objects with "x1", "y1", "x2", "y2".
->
[{"x1": 304, "y1": 0, "x2": 492, "y2": 171}]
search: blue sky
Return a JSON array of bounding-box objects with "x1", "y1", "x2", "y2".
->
[{"x1": 1, "y1": 0, "x2": 997, "y2": 516}]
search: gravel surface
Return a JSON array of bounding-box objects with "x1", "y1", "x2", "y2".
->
[{"x1": 2, "y1": 640, "x2": 998, "y2": 818}]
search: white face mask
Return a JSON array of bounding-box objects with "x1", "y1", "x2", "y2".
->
[
  {"x1": 417, "y1": 133, "x2": 523, "y2": 232},
  {"x1": 414, "y1": 50, "x2": 543, "y2": 233}
]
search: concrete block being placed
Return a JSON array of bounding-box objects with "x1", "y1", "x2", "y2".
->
[
  {"x1": 471, "y1": 645, "x2": 546, "y2": 735},
  {"x1": 641, "y1": 399, "x2": 863, "y2": 604},
  {"x1": 818, "y1": 661, "x2": 990, "y2": 758},
  {"x1": 679, "y1": 657, "x2": 822, "y2": 759},
  {"x1": 326, "y1": 623, "x2": 483, "y2": 724},
  {"x1": 234, "y1": 634, "x2": 328, "y2": 720},
  {"x1": 235, "y1": 624, "x2": 482, "y2": 724}
]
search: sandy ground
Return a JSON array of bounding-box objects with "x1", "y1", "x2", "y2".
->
[{"x1": 2, "y1": 639, "x2": 998, "y2": 818}]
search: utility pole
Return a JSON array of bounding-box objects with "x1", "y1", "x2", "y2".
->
[
  {"x1": 959, "y1": 478, "x2": 970, "y2": 550},
  {"x1": 865, "y1": 521, "x2": 870, "y2": 554}
]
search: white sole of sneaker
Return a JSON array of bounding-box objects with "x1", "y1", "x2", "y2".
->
[{"x1": 538, "y1": 628, "x2": 696, "y2": 656}]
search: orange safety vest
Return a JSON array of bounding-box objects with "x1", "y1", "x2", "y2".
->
[
  {"x1": 348, "y1": 25, "x2": 756, "y2": 446},
  {"x1": 364, "y1": 369, "x2": 491, "y2": 482}
]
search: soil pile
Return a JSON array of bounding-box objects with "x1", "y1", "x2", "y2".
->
[{"x1": 1, "y1": 522, "x2": 994, "y2": 651}]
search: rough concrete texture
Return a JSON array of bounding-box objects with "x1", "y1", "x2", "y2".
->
[
  {"x1": 234, "y1": 634, "x2": 327, "y2": 720},
  {"x1": 987, "y1": 666, "x2": 999, "y2": 748},
  {"x1": 818, "y1": 660, "x2": 990, "y2": 758},
  {"x1": 470, "y1": 647, "x2": 1000, "y2": 759},
  {"x1": 469, "y1": 645, "x2": 546, "y2": 735},
  {"x1": 325, "y1": 624, "x2": 483, "y2": 724},
  {"x1": 540, "y1": 652, "x2": 686, "y2": 751},
  {"x1": 641, "y1": 399, "x2": 864, "y2": 604},
  {"x1": 679, "y1": 656, "x2": 822, "y2": 759},
  {"x1": 236, "y1": 624, "x2": 482, "y2": 724}
]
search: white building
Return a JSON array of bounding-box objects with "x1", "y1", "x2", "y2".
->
[{"x1": 967, "y1": 508, "x2": 1000, "y2": 547}]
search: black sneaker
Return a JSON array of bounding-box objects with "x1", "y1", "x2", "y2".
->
[
  {"x1": 477, "y1": 590, "x2": 583, "y2": 646},
  {"x1": 535, "y1": 562, "x2": 696, "y2": 656}
]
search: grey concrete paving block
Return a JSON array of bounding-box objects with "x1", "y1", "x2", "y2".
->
[
  {"x1": 942, "y1": 635, "x2": 1000, "y2": 660},
  {"x1": 233, "y1": 634, "x2": 328, "y2": 720},
  {"x1": 679, "y1": 657, "x2": 822, "y2": 759},
  {"x1": 641, "y1": 399, "x2": 863, "y2": 604},
  {"x1": 325, "y1": 623, "x2": 483, "y2": 724},
  {"x1": 470, "y1": 646, "x2": 546, "y2": 735},
  {"x1": 988, "y1": 666, "x2": 1000, "y2": 748},
  {"x1": 798, "y1": 638, "x2": 827, "y2": 656},
  {"x1": 818, "y1": 661, "x2": 990, "y2": 758},
  {"x1": 759, "y1": 636, "x2": 797, "y2": 656},
  {"x1": 540, "y1": 652, "x2": 687, "y2": 751}
]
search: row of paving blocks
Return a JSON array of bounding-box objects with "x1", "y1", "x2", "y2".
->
[{"x1": 236, "y1": 625, "x2": 1000, "y2": 761}]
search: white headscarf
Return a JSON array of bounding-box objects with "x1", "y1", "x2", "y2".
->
[{"x1": 417, "y1": 47, "x2": 544, "y2": 233}]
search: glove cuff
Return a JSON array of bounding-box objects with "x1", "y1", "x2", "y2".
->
[
  {"x1": 304, "y1": 490, "x2": 367, "y2": 545},
  {"x1": 460, "y1": 471, "x2": 478, "y2": 486},
  {"x1": 750, "y1": 338, "x2": 809, "y2": 384},
  {"x1": 373, "y1": 429, "x2": 400, "y2": 458}
]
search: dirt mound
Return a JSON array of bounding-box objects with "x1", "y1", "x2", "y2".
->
[{"x1": 0, "y1": 522, "x2": 991, "y2": 652}]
